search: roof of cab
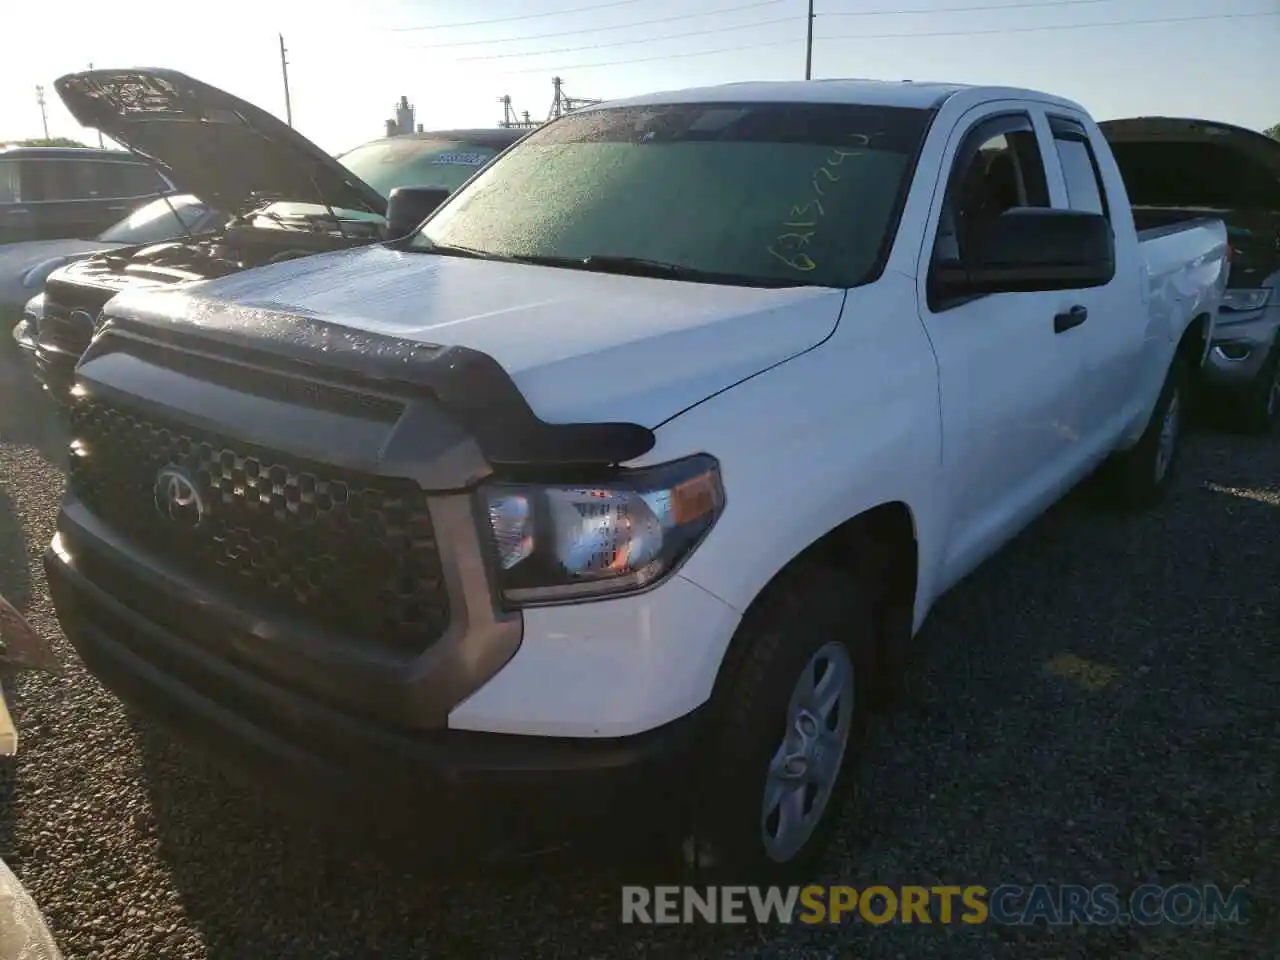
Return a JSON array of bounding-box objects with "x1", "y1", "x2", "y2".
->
[
  {"x1": 0, "y1": 145, "x2": 138, "y2": 161},
  {"x1": 594, "y1": 78, "x2": 1086, "y2": 114},
  {"x1": 358, "y1": 128, "x2": 529, "y2": 150}
]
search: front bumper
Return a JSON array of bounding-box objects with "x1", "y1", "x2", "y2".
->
[
  {"x1": 11, "y1": 316, "x2": 78, "y2": 404},
  {"x1": 1202, "y1": 305, "x2": 1280, "y2": 391},
  {"x1": 44, "y1": 513, "x2": 703, "y2": 861}
]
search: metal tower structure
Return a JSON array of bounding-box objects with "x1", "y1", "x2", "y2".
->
[
  {"x1": 497, "y1": 95, "x2": 541, "y2": 130},
  {"x1": 497, "y1": 78, "x2": 602, "y2": 129},
  {"x1": 548, "y1": 77, "x2": 602, "y2": 121}
]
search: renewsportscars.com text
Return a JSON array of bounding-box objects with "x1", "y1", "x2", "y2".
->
[{"x1": 621, "y1": 884, "x2": 1249, "y2": 926}]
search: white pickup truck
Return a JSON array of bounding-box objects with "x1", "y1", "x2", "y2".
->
[{"x1": 44, "y1": 80, "x2": 1228, "y2": 877}]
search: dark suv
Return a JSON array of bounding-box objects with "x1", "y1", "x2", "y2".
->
[
  {"x1": 0, "y1": 146, "x2": 173, "y2": 244},
  {"x1": 23, "y1": 67, "x2": 527, "y2": 405}
]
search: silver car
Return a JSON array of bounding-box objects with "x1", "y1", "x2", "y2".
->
[{"x1": 1, "y1": 193, "x2": 221, "y2": 322}]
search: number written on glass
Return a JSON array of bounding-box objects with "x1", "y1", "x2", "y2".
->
[{"x1": 768, "y1": 140, "x2": 870, "y2": 273}]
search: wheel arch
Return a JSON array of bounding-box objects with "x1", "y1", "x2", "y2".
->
[{"x1": 704, "y1": 500, "x2": 921, "y2": 713}]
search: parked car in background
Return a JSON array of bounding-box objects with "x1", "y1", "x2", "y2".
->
[
  {"x1": 336, "y1": 128, "x2": 530, "y2": 198},
  {"x1": 0, "y1": 145, "x2": 173, "y2": 244},
  {"x1": 2, "y1": 193, "x2": 220, "y2": 323},
  {"x1": 1101, "y1": 117, "x2": 1280, "y2": 432},
  {"x1": 47, "y1": 81, "x2": 1227, "y2": 875},
  {"x1": 22, "y1": 67, "x2": 525, "y2": 403}
]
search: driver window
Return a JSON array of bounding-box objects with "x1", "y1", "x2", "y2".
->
[{"x1": 934, "y1": 115, "x2": 1050, "y2": 264}]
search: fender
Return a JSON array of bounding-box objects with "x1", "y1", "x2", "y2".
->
[{"x1": 634, "y1": 273, "x2": 948, "y2": 637}]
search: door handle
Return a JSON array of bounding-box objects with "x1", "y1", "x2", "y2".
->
[{"x1": 1054, "y1": 305, "x2": 1088, "y2": 333}]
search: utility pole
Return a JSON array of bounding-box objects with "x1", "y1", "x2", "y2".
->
[
  {"x1": 35, "y1": 85, "x2": 49, "y2": 140},
  {"x1": 279, "y1": 34, "x2": 293, "y2": 127},
  {"x1": 89, "y1": 63, "x2": 105, "y2": 146},
  {"x1": 804, "y1": 0, "x2": 815, "y2": 80}
]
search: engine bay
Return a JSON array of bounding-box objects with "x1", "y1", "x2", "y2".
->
[{"x1": 67, "y1": 220, "x2": 380, "y2": 289}]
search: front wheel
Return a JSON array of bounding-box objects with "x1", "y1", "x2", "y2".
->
[
  {"x1": 1108, "y1": 355, "x2": 1188, "y2": 509},
  {"x1": 689, "y1": 565, "x2": 875, "y2": 882}
]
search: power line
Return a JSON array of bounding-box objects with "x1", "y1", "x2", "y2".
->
[
  {"x1": 456, "y1": 14, "x2": 799, "y2": 61},
  {"x1": 402, "y1": 0, "x2": 785, "y2": 49},
  {"x1": 449, "y1": 0, "x2": 1155, "y2": 63},
  {"x1": 494, "y1": 8, "x2": 1278, "y2": 74},
  {"x1": 404, "y1": 0, "x2": 1147, "y2": 54},
  {"x1": 824, "y1": 0, "x2": 1151, "y2": 16},
  {"x1": 824, "y1": 8, "x2": 1280, "y2": 41},
  {"x1": 388, "y1": 0, "x2": 642, "y2": 32}
]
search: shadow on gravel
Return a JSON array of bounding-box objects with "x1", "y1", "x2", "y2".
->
[
  {"x1": 0, "y1": 485, "x2": 33, "y2": 869},
  {"x1": 119, "y1": 423, "x2": 1280, "y2": 958},
  {"x1": 0, "y1": 347, "x2": 68, "y2": 468},
  {"x1": 129, "y1": 718, "x2": 746, "y2": 959}
]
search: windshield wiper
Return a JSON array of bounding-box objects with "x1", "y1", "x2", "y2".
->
[
  {"x1": 412, "y1": 244, "x2": 813, "y2": 287},
  {"x1": 512, "y1": 253, "x2": 811, "y2": 288},
  {"x1": 417, "y1": 240, "x2": 509, "y2": 261}
]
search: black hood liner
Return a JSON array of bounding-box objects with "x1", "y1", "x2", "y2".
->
[
  {"x1": 1100, "y1": 117, "x2": 1280, "y2": 212},
  {"x1": 55, "y1": 68, "x2": 387, "y2": 220},
  {"x1": 82, "y1": 303, "x2": 656, "y2": 469}
]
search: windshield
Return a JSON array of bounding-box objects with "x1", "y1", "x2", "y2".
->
[
  {"x1": 97, "y1": 194, "x2": 216, "y2": 243},
  {"x1": 337, "y1": 139, "x2": 503, "y2": 197},
  {"x1": 409, "y1": 102, "x2": 931, "y2": 288}
]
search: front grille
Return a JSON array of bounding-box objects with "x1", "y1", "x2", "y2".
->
[{"x1": 67, "y1": 397, "x2": 450, "y2": 657}]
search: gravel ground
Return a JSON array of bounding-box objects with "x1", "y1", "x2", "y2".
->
[{"x1": 1, "y1": 342, "x2": 1277, "y2": 959}]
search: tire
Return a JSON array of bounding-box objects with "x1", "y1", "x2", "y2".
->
[
  {"x1": 687, "y1": 564, "x2": 876, "y2": 883},
  {"x1": 1239, "y1": 346, "x2": 1280, "y2": 436},
  {"x1": 1108, "y1": 355, "x2": 1188, "y2": 509}
]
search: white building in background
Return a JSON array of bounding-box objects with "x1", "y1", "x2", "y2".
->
[{"x1": 383, "y1": 96, "x2": 423, "y2": 138}]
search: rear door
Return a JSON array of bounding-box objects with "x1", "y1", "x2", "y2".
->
[
  {"x1": 1039, "y1": 112, "x2": 1148, "y2": 452},
  {"x1": 917, "y1": 104, "x2": 1090, "y2": 588}
]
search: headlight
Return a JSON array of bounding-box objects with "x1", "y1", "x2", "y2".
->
[
  {"x1": 21, "y1": 293, "x2": 45, "y2": 334},
  {"x1": 481, "y1": 454, "x2": 725, "y2": 604},
  {"x1": 1222, "y1": 288, "x2": 1271, "y2": 313}
]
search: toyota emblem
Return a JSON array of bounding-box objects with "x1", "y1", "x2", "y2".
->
[
  {"x1": 154, "y1": 466, "x2": 207, "y2": 529},
  {"x1": 68, "y1": 309, "x2": 96, "y2": 333}
]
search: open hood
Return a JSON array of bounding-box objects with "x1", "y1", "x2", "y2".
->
[
  {"x1": 54, "y1": 68, "x2": 387, "y2": 220},
  {"x1": 1100, "y1": 116, "x2": 1280, "y2": 212}
]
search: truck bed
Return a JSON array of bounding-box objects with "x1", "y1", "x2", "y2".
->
[
  {"x1": 1132, "y1": 205, "x2": 1232, "y2": 240},
  {"x1": 1133, "y1": 212, "x2": 1229, "y2": 373}
]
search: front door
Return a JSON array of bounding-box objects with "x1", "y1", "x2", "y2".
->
[{"x1": 917, "y1": 106, "x2": 1090, "y2": 589}]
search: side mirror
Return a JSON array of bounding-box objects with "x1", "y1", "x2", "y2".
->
[
  {"x1": 385, "y1": 186, "x2": 451, "y2": 240},
  {"x1": 933, "y1": 208, "x2": 1115, "y2": 296}
]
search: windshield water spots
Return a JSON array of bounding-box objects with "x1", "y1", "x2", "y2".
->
[{"x1": 411, "y1": 102, "x2": 931, "y2": 289}]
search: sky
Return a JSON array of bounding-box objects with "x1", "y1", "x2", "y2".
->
[{"x1": 3, "y1": 0, "x2": 1277, "y2": 156}]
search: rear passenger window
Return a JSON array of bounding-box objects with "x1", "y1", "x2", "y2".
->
[
  {"x1": 0, "y1": 160, "x2": 20, "y2": 202},
  {"x1": 29, "y1": 160, "x2": 100, "y2": 201},
  {"x1": 105, "y1": 162, "x2": 168, "y2": 198},
  {"x1": 1049, "y1": 117, "x2": 1109, "y2": 219}
]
